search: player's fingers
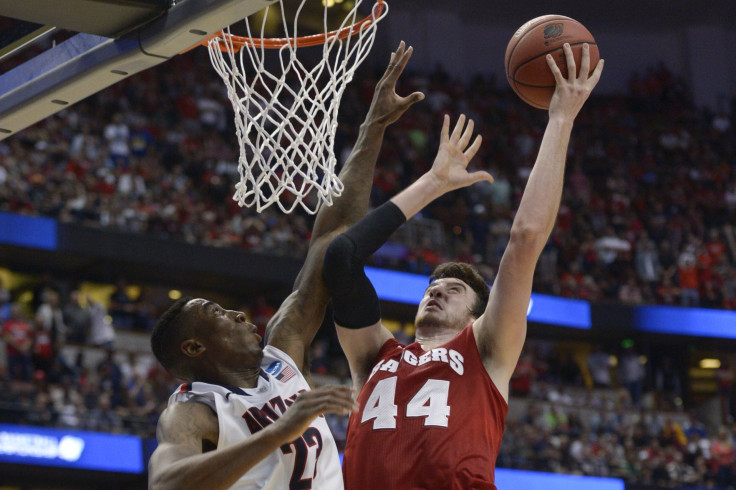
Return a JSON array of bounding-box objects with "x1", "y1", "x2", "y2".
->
[
  {"x1": 586, "y1": 59, "x2": 605, "y2": 88},
  {"x1": 450, "y1": 114, "x2": 466, "y2": 142},
  {"x1": 386, "y1": 42, "x2": 405, "y2": 70},
  {"x1": 469, "y1": 170, "x2": 494, "y2": 184},
  {"x1": 305, "y1": 391, "x2": 358, "y2": 414},
  {"x1": 458, "y1": 118, "x2": 475, "y2": 149},
  {"x1": 387, "y1": 46, "x2": 414, "y2": 85},
  {"x1": 399, "y1": 92, "x2": 425, "y2": 110},
  {"x1": 395, "y1": 40, "x2": 405, "y2": 57},
  {"x1": 296, "y1": 395, "x2": 350, "y2": 414},
  {"x1": 578, "y1": 43, "x2": 590, "y2": 83},
  {"x1": 463, "y1": 134, "x2": 483, "y2": 161},
  {"x1": 297, "y1": 386, "x2": 350, "y2": 404},
  {"x1": 312, "y1": 385, "x2": 354, "y2": 396},
  {"x1": 316, "y1": 398, "x2": 357, "y2": 415},
  {"x1": 563, "y1": 43, "x2": 576, "y2": 82},
  {"x1": 409, "y1": 91, "x2": 425, "y2": 103},
  {"x1": 546, "y1": 54, "x2": 565, "y2": 86},
  {"x1": 440, "y1": 114, "x2": 450, "y2": 141},
  {"x1": 379, "y1": 42, "x2": 405, "y2": 84}
]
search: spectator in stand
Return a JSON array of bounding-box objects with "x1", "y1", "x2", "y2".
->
[
  {"x1": 87, "y1": 295, "x2": 115, "y2": 348},
  {"x1": 32, "y1": 315, "x2": 55, "y2": 374},
  {"x1": 596, "y1": 227, "x2": 632, "y2": 267},
  {"x1": 35, "y1": 290, "x2": 66, "y2": 357},
  {"x1": 724, "y1": 266, "x2": 736, "y2": 310},
  {"x1": 587, "y1": 344, "x2": 613, "y2": 388},
  {"x1": 0, "y1": 279, "x2": 11, "y2": 323},
  {"x1": 62, "y1": 290, "x2": 91, "y2": 344},
  {"x1": 109, "y1": 278, "x2": 137, "y2": 328},
  {"x1": 711, "y1": 425, "x2": 736, "y2": 488},
  {"x1": 86, "y1": 393, "x2": 123, "y2": 433},
  {"x1": 618, "y1": 274, "x2": 645, "y2": 304},
  {"x1": 656, "y1": 275, "x2": 681, "y2": 305},
  {"x1": 654, "y1": 356, "x2": 682, "y2": 410},
  {"x1": 103, "y1": 113, "x2": 130, "y2": 165},
  {"x1": 618, "y1": 346, "x2": 646, "y2": 407},
  {"x1": 2, "y1": 304, "x2": 33, "y2": 381},
  {"x1": 677, "y1": 244, "x2": 701, "y2": 307},
  {"x1": 715, "y1": 360, "x2": 735, "y2": 424},
  {"x1": 557, "y1": 352, "x2": 583, "y2": 386},
  {"x1": 634, "y1": 233, "x2": 661, "y2": 288},
  {"x1": 96, "y1": 349, "x2": 123, "y2": 407},
  {"x1": 511, "y1": 351, "x2": 537, "y2": 397}
]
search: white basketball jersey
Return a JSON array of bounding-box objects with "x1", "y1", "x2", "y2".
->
[{"x1": 168, "y1": 345, "x2": 344, "y2": 490}]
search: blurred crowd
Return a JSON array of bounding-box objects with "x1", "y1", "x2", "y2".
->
[
  {"x1": 0, "y1": 277, "x2": 171, "y2": 438},
  {"x1": 1, "y1": 34, "x2": 736, "y2": 489},
  {"x1": 0, "y1": 50, "x2": 734, "y2": 309},
  {"x1": 2, "y1": 275, "x2": 736, "y2": 489},
  {"x1": 500, "y1": 385, "x2": 736, "y2": 489}
]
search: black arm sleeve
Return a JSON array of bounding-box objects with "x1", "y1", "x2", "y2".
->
[{"x1": 323, "y1": 201, "x2": 407, "y2": 329}]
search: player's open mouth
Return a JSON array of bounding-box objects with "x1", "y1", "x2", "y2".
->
[{"x1": 426, "y1": 300, "x2": 442, "y2": 310}]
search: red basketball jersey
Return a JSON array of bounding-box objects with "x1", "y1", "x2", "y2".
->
[{"x1": 343, "y1": 324, "x2": 509, "y2": 490}]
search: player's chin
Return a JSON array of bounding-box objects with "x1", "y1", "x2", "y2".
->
[
  {"x1": 252, "y1": 346, "x2": 265, "y2": 363},
  {"x1": 416, "y1": 309, "x2": 442, "y2": 324}
]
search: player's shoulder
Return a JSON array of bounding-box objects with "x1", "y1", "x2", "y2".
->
[
  {"x1": 263, "y1": 344, "x2": 301, "y2": 371},
  {"x1": 158, "y1": 400, "x2": 218, "y2": 442},
  {"x1": 160, "y1": 399, "x2": 216, "y2": 425},
  {"x1": 378, "y1": 336, "x2": 403, "y2": 356}
]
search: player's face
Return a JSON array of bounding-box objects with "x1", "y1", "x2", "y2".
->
[
  {"x1": 415, "y1": 278, "x2": 477, "y2": 329},
  {"x1": 186, "y1": 298, "x2": 263, "y2": 363}
]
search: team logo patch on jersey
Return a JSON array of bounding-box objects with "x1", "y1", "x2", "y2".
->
[{"x1": 265, "y1": 361, "x2": 282, "y2": 375}]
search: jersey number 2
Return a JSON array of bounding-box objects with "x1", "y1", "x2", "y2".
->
[
  {"x1": 280, "y1": 427, "x2": 323, "y2": 490},
  {"x1": 361, "y1": 377, "x2": 450, "y2": 429}
]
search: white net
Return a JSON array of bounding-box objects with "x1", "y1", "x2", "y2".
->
[{"x1": 207, "y1": 0, "x2": 388, "y2": 214}]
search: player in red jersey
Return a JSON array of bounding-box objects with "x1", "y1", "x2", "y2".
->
[{"x1": 323, "y1": 44, "x2": 604, "y2": 489}]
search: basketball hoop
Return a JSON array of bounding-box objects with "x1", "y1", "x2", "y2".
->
[{"x1": 201, "y1": 0, "x2": 387, "y2": 214}]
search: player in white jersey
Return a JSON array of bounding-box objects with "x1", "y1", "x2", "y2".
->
[
  {"x1": 147, "y1": 42, "x2": 426, "y2": 490},
  {"x1": 167, "y1": 346, "x2": 344, "y2": 489}
]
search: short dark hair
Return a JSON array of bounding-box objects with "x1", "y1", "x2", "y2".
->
[
  {"x1": 151, "y1": 296, "x2": 194, "y2": 375},
  {"x1": 429, "y1": 262, "x2": 490, "y2": 318}
]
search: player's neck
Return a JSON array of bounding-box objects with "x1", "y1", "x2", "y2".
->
[
  {"x1": 199, "y1": 366, "x2": 262, "y2": 389},
  {"x1": 414, "y1": 324, "x2": 460, "y2": 352}
]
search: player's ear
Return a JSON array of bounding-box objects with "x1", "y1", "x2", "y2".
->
[{"x1": 181, "y1": 339, "x2": 206, "y2": 358}]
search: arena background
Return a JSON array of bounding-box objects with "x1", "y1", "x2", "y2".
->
[{"x1": 1, "y1": 0, "x2": 735, "y2": 488}]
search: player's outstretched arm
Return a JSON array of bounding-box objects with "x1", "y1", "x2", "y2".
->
[
  {"x1": 149, "y1": 386, "x2": 356, "y2": 490},
  {"x1": 324, "y1": 115, "x2": 492, "y2": 388},
  {"x1": 473, "y1": 43, "x2": 604, "y2": 401},
  {"x1": 265, "y1": 42, "x2": 424, "y2": 375}
]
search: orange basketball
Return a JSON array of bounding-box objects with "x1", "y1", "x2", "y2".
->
[{"x1": 505, "y1": 15, "x2": 599, "y2": 110}]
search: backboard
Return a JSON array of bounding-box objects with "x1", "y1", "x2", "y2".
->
[{"x1": 0, "y1": 0, "x2": 274, "y2": 140}]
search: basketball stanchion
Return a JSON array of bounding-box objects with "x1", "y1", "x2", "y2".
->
[{"x1": 189, "y1": 0, "x2": 387, "y2": 214}]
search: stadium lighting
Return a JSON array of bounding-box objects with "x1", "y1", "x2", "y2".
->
[{"x1": 699, "y1": 359, "x2": 721, "y2": 369}]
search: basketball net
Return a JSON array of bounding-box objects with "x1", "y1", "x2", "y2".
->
[{"x1": 207, "y1": 0, "x2": 387, "y2": 214}]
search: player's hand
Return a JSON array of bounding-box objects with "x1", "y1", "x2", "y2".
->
[
  {"x1": 546, "y1": 43, "x2": 604, "y2": 122},
  {"x1": 427, "y1": 114, "x2": 493, "y2": 192},
  {"x1": 270, "y1": 386, "x2": 358, "y2": 443},
  {"x1": 365, "y1": 41, "x2": 425, "y2": 127}
]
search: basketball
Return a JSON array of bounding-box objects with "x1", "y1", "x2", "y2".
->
[{"x1": 505, "y1": 15, "x2": 599, "y2": 109}]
